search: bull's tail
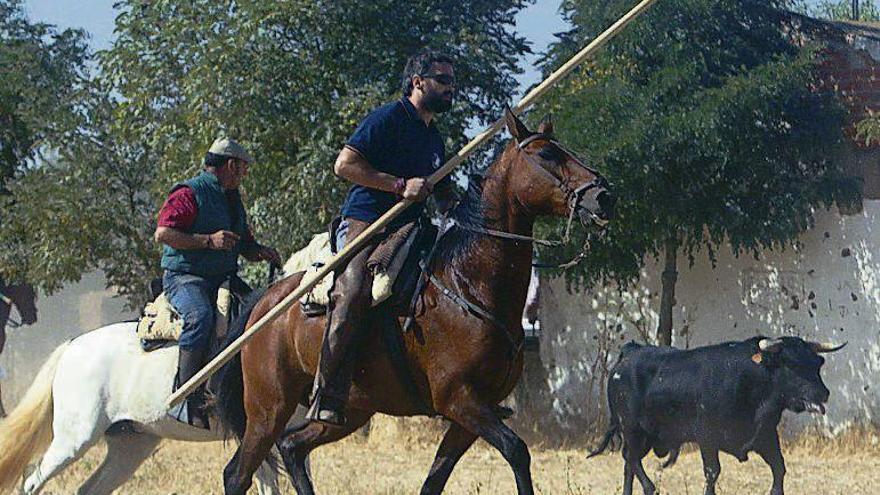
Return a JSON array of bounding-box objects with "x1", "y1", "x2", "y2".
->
[
  {"x1": 587, "y1": 420, "x2": 621, "y2": 458},
  {"x1": 0, "y1": 341, "x2": 69, "y2": 493}
]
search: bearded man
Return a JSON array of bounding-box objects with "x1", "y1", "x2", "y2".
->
[{"x1": 307, "y1": 50, "x2": 457, "y2": 425}]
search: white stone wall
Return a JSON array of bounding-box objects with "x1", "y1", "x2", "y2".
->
[{"x1": 511, "y1": 200, "x2": 880, "y2": 441}]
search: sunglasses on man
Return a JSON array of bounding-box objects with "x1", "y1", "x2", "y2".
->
[{"x1": 421, "y1": 73, "x2": 456, "y2": 86}]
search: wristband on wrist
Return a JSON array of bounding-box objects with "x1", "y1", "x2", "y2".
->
[
  {"x1": 204, "y1": 235, "x2": 212, "y2": 250},
  {"x1": 393, "y1": 177, "x2": 407, "y2": 197}
]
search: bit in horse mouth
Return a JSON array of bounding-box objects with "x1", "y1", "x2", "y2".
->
[{"x1": 577, "y1": 207, "x2": 610, "y2": 227}]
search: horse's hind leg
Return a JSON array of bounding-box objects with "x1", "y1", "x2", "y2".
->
[
  {"x1": 441, "y1": 387, "x2": 534, "y2": 495},
  {"x1": 419, "y1": 421, "x2": 478, "y2": 495},
  {"x1": 22, "y1": 424, "x2": 103, "y2": 495},
  {"x1": 77, "y1": 431, "x2": 160, "y2": 495},
  {"x1": 276, "y1": 409, "x2": 373, "y2": 495}
]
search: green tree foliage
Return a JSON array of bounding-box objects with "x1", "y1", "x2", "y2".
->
[
  {"x1": 1, "y1": 0, "x2": 531, "y2": 306},
  {"x1": 536, "y1": 0, "x2": 861, "y2": 344},
  {"x1": 0, "y1": 0, "x2": 89, "y2": 191},
  {"x1": 0, "y1": 0, "x2": 91, "y2": 287}
]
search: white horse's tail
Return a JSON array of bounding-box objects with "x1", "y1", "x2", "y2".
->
[{"x1": 0, "y1": 341, "x2": 68, "y2": 494}]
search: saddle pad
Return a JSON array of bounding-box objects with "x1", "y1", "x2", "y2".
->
[
  {"x1": 282, "y1": 227, "x2": 419, "y2": 309},
  {"x1": 136, "y1": 284, "x2": 232, "y2": 342}
]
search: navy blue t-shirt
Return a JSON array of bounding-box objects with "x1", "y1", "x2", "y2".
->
[{"x1": 340, "y1": 98, "x2": 448, "y2": 227}]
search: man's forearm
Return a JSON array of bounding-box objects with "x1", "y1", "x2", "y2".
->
[{"x1": 155, "y1": 226, "x2": 209, "y2": 250}]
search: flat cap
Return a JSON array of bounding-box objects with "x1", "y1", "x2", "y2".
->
[{"x1": 208, "y1": 137, "x2": 253, "y2": 163}]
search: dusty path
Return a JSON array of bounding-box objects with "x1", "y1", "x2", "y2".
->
[{"x1": 40, "y1": 435, "x2": 878, "y2": 494}]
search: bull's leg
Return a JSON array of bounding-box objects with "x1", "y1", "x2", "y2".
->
[
  {"x1": 699, "y1": 446, "x2": 721, "y2": 495},
  {"x1": 755, "y1": 433, "x2": 786, "y2": 495},
  {"x1": 276, "y1": 409, "x2": 373, "y2": 495},
  {"x1": 621, "y1": 444, "x2": 635, "y2": 495},
  {"x1": 442, "y1": 386, "x2": 534, "y2": 495},
  {"x1": 419, "y1": 422, "x2": 479, "y2": 495},
  {"x1": 622, "y1": 430, "x2": 655, "y2": 495}
]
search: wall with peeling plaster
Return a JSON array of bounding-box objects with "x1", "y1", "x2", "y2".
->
[{"x1": 509, "y1": 201, "x2": 880, "y2": 443}]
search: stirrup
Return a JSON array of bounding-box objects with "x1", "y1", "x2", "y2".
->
[{"x1": 168, "y1": 398, "x2": 210, "y2": 430}]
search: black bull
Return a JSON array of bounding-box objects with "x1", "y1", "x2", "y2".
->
[{"x1": 589, "y1": 336, "x2": 845, "y2": 495}]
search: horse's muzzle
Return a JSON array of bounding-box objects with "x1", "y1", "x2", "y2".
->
[{"x1": 577, "y1": 189, "x2": 615, "y2": 227}]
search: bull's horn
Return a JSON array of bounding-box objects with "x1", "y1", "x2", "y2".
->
[
  {"x1": 810, "y1": 341, "x2": 848, "y2": 353},
  {"x1": 758, "y1": 338, "x2": 784, "y2": 353}
]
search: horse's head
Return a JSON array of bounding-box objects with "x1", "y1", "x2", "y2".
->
[
  {"x1": 504, "y1": 109, "x2": 615, "y2": 227},
  {"x1": 3, "y1": 283, "x2": 38, "y2": 325}
]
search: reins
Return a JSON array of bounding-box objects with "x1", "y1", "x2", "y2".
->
[{"x1": 415, "y1": 134, "x2": 607, "y2": 365}]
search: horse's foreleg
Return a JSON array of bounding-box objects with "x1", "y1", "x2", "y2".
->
[
  {"x1": 443, "y1": 387, "x2": 534, "y2": 495},
  {"x1": 277, "y1": 409, "x2": 373, "y2": 495},
  {"x1": 77, "y1": 431, "x2": 160, "y2": 495},
  {"x1": 419, "y1": 421, "x2": 478, "y2": 495},
  {"x1": 223, "y1": 400, "x2": 296, "y2": 495}
]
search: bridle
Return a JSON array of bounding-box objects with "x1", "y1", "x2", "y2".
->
[
  {"x1": 411, "y1": 134, "x2": 611, "y2": 367},
  {"x1": 454, "y1": 133, "x2": 608, "y2": 268},
  {"x1": 0, "y1": 290, "x2": 22, "y2": 328}
]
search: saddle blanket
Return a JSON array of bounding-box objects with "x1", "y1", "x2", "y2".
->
[
  {"x1": 136, "y1": 283, "x2": 232, "y2": 342},
  {"x1": 282, "y1": 226, "x2": 418, "y2": 309}
]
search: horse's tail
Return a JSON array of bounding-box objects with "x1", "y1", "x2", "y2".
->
[
  {"x1": 212, "y1": 288, "x2": 267, "y2": 441},
  {"x1": 0, "y1": 341, "x2": 69, "y2": 492}
]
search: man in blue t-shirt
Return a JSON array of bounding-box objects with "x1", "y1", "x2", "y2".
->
[{"x1": 307, "y1": 50, "x2": 457, "y2": 426}]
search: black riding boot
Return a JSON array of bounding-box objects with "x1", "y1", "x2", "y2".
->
[
  {"x1": 307, "y1": 219, "x2": 374, "y2": 427},
  {"x1": 169, "y1": 347, "x2": 210, "y2": 429}
]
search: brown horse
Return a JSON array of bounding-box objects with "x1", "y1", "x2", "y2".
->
[
  {"x1": 215, "y1": 110, "x2": 615, "y2": 495},
  {"x1": 0, "y1": 280, "x2": 38, "y2": 417}
]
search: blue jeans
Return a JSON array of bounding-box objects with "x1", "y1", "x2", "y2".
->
[{"x1": 162, "y1": 270, "x2": 226, "y2": 351}]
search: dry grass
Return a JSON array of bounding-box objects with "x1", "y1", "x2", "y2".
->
[{"x1": 35, "y1": 418, "x2": 880, "y2": 494}]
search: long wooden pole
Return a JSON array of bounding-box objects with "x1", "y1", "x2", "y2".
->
[{"x1": 168, "y1": 0, "x2": 659, "y2": 408}]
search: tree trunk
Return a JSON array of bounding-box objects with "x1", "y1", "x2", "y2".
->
[{"x1": 657, "y1": 236, "x2": 678, "y2": 347}]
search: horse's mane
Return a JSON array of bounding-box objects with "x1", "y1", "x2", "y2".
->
[{"x1": 435, "y1": 174, "x2": 496, "y2": 266}]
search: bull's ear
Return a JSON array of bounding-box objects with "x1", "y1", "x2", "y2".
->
[
  {"x1": 810, "y1": 341, "x2": 847, "y2": 354},
  {"x1": 504, "y1": 106, "x2": 532, "y2": 144},
  {"x1": 758, "y1": 338, "x2": 784, "y2": 353},
  {"x1": 537, "y1": 115, "x2": 554, "y2": 135}
]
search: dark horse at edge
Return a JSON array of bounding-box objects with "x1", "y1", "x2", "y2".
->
[
  {"x1": 215, "y1": 110, "x2": 616, "y2": 495},
  {"x1": 0, "y1": 279, "x2": 38, "y2": 417}
]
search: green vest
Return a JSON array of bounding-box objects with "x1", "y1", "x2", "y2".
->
[{"x1": 160, "y1": 172, "x2": 249, "y2": 277}]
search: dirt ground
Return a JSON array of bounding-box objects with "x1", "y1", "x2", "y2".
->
[{"x1": 38, "y1": 428, "x2": 880, "y2": 495}]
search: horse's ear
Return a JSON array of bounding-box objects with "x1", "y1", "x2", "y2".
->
[
  {"x1": 537, "y1": 115, "x2": 553, "y2": 135},
  {"x1": 504, "y1": 107, "x2": 532, "y2": 143}
]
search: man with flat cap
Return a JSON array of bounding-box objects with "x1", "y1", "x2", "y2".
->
[{"x1": 155, "y1": 137, "x2": 281, "y2": 428}]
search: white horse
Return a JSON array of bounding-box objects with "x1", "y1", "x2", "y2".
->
[{"x1": 0, "y1": 321, "x2": 286, "y2": 495}]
